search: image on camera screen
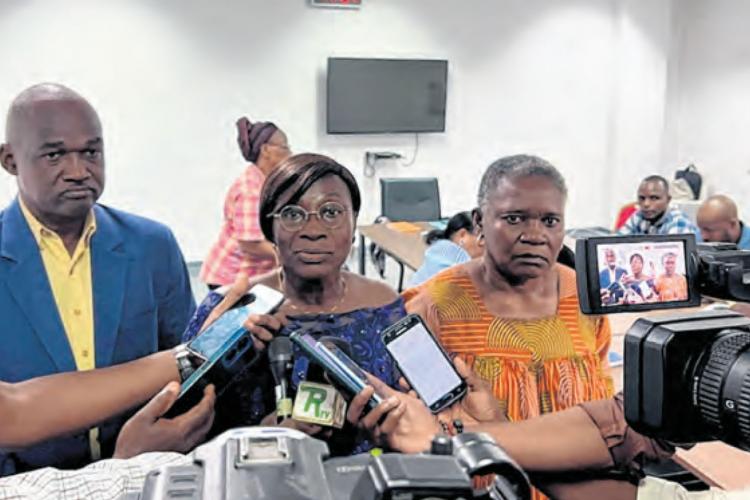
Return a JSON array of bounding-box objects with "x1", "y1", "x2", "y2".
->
[{"x1": 597, "y1": 240, "x2": 688, "y2": 307}]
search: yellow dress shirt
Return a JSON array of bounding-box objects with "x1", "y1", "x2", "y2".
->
[{"x1": 19, "y1": 199, "x2": 100, "y2": 459}]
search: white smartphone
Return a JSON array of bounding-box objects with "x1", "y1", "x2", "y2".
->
[{"x1": 381, "y1": 314, "x2": 467, "y2": 413}]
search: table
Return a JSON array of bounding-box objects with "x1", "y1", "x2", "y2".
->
[
  {"x1": 608, "y1": 309, "x2": 750, "y2": 491},
  {"x1": 357, "y1": 222, "x2": 430, "y2": 290}
]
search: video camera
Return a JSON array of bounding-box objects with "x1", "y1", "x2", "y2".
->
[
  {"x1": 136, "y1": 427, "x2": 531, "y2": 500},
  {"x1": 574, "y1": 233, "x2": 750, "y2": 450}
]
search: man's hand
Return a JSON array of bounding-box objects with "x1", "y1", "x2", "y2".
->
[
  {"x1": 199, "y1": 271, "x2": 288, "y2": 351},
  {"x1": 200, "y1": 272, "x2": 250, "y2": 333},
  {"x1": 347, "y1": 375, "x2": 440, "y2": 454},
  {"x1": 114, "y1": 382, "x2": 215, "y2": 459},
  {"x1": 438, "y1": 357, "x2": 504, "y2": 426}
]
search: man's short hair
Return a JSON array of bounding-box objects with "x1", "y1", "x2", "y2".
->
[{"x1": 641, "y1": 175, "x2": 670, "y2": 194}]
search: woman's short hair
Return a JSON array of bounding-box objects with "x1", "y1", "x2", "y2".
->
[
  {"x1": 259, "y1": 153, "x2": 361, "y2": 242},
  {"x1": 630, "y1": 253, "x2": 644, "y2": 264},
  {"x1": 477, "y1": 154, "x2": 568, "y2": 208},
  {"x1": 425, "y1": 211, "x2": 474, "y2": 245}
]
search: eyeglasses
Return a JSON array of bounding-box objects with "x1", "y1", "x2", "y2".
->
[{"x1": 268, "y1": 201, "x2": 349, "y2": 232}]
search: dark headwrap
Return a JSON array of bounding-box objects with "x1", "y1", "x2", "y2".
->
[{"x1": 236, "y1": 117, "x2": 279, "y2": 163}]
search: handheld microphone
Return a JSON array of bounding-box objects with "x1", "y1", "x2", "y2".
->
[{"x1": 268, "y1": 337, "x2": 294, "y2": 423}]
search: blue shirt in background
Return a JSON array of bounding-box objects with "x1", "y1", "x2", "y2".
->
[
  {"x1": 618, "y1": 207, "x2": 702, "y2": 241},
  {"x1": 410, "y1": 239, "x2": 471, "y2": 286},
  {"x1": 737, "y1": 222, "x2": 750, "y2": 250}
]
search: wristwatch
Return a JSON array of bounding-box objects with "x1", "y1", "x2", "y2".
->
[{"x1": 173, "y1": 344, "x2": 196, "y2": 382}]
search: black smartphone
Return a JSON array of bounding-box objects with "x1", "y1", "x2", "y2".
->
[
  {"x1": 165, "y1": 284, "x2": 284, "y2": 417},
  {"x1": 290, "y1": 331, "x2": 383, "y2": 411},
  {"x1": 381, "y1": 314, "x2": 466, "y2": 413}
]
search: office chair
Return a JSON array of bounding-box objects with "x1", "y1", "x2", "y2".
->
[
  {"x1": 376, "y1": 178, "x2": 441, "y2": 291},
  {"x1": 380, "y1": 177, "x2": 441, "y2": 222}
]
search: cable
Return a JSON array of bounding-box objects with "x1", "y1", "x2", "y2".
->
[{"x1": 400, "y1": 133, "x2": 419, "y2": 167}]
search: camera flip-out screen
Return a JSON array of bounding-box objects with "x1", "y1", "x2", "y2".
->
[{"x1": 576, "y1": 234, "x2": 701, "y2": 314}]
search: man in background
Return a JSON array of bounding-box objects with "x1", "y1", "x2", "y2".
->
[
  {"x1": 697, "y1": 194, "x2": 750, "y2": 250},
  {"x1": 0, "y1": 83, "x2": 196, "y2": 474},
  {"x1": 618, "y1": 175, "x2": 701, "y2": 238}
]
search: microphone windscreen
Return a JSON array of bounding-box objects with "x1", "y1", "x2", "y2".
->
[{"x1": 268, "y1": 336, "x2": 293, "y2": 362}]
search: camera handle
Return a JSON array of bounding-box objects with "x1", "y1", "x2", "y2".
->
[{"x1": 451, "y1": 432, "x2": 531, "y2": 500}]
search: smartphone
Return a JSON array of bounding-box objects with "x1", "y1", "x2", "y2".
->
[
  {"x1": 186, "y1": 284, "x2": 285, "y2": 361},
  {"x1": 381, "y1": 314, "x2": 466, "y2": 413},
  {"x1": 289, "y1": 331, "x2": 383, "y2": 411},
  {"x1": 165, "y1": 284, "x2": 284, "y2": 417}
]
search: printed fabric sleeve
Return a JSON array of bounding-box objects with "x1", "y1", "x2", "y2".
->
[{"x1": 595, "y1": 315, "x2": 615, "y2": 396}]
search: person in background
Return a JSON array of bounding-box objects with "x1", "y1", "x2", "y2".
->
[
  {"x1": 200, "y1": 117, "x2": 291, "y2": 290},
  {"x1": 410, "y1": 211, "x2": 483, "y2": 286},
  {"x1": 697, "y1": 195, "x2": 750, "y2": 250},
  {"x1": 617, "y1": 175, "x2": 701, "y2": 238},
  {"x1": 654, "y1": 252, "x2": 688, "y2": 301},
  {"x1": 0, "y1": 83, "x2": 196, "y2": 474},
  {"x1": 402, "y1": 154, "x2": 613, "y2": 500}
]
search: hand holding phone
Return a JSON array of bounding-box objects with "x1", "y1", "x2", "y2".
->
[
  {"x1": 382, "y1": 314, "x2": 466, "y2": 413},
  {"x1": 290, "y1": 331, "x2": 383, "y2": 411},
  {"x1": 166, "y1": 285, "x2": 284, "y2": 418}
]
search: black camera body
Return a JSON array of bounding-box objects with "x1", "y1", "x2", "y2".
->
[
  {"x1": 695, "y1": 242, "x2": 750, "y2": 302},
  {"x1": 624, "y1": 310, "x2": 750, "y2": 449},
  {"x1": 135, "y1": 427, "x2": 530, "y2": 500}
]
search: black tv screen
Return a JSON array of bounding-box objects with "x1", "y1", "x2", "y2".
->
[{"x1": 327, "y1": 57, "x2": 448, "y2": 134}]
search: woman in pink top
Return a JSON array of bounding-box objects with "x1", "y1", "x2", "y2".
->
[{"x1": 200, "y1": 118, "x2": 290, "y2": 289}]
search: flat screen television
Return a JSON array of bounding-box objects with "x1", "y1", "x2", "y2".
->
[{"x1": 327, "y1": 57, "x2": 448, "y2": 134}]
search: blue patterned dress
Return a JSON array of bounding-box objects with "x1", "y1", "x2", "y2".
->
[{"x1": 182, "y1": 292, "x2": 406, "y2": 455}]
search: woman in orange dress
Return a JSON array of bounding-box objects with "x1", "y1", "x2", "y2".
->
[{"x1": 402, "y1": 156, "x2": 613, "y2": 489}]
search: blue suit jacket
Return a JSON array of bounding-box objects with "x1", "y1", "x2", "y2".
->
[
  {"x1": 599, "y1": 266, "x2": 628, "y2": 288},
  {"x1": 0, "y1": 198, "x2": 196, "y2": 475}
]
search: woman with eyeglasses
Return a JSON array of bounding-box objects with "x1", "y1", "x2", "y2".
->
[
  {"x1": 200, "y1": 118, "x2": 291, "y2": 290},
  {"x1": 185, "y1": 153, "x2": 405, "y2": 455}
]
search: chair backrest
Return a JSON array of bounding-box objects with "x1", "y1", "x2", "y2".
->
[
  {"x1": 614, "y1": 203, "x2": 638, "y2": 231},
  {"x1": 380, "y1": 177, "x2": 441, "y2": 222}
]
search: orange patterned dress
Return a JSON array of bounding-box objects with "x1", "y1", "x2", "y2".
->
[{"x1": 403, "y1": 263, "x2": 614, "y2": 499}]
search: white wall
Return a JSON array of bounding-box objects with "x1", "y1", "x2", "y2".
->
[
  {"x1": 662, "y1": 0, "x2": 750, "y2": 220},
  {"x1": 0, "y1": 0, "x2": 676, "y2": 260}
]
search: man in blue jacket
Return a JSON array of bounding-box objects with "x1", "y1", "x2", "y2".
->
[
  {"x1": 0, "y1": 83, "x2": 196, "y2": 474},
  {"x1": 599, "y1": 247, "x2": 628, "y2": 305}
]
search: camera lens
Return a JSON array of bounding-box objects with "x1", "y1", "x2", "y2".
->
[{"x1": 696, "y1": 330, "x2": 750, "y2": 449}]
